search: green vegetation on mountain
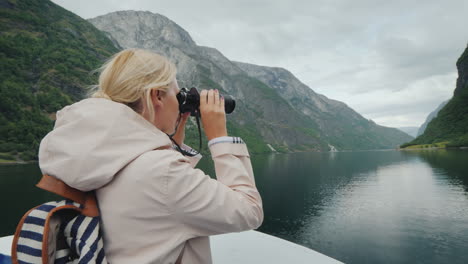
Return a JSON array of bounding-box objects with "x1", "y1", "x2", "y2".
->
[
  {"x1": 0, "y1": 0, "x2": 118, "y2": 161},
  {"x1": 402, "y1": 46, "x2": 468, "y2": 149},
  {"x1": 1, "y1": 1, "x2": 416, "y2": 161},
  {"x1": 232, "y1": 61, "x2": 413, "y2": 151}
]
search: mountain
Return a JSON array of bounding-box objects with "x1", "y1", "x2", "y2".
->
[
  {"x1": 0, "y1": 0, "x2": 119, "y2": 161},
  {"x1": 416, "y1": 100, "x2": 449, "y2": 136},
  {"x1": 232, "y1": 61, "x2": 412, "y2": 150},
  {"x1": 0, "y1": 2, "x2": 412, "y2": 160},
  {"x1": 406, "y1": 45, "x2": 468, "y2": 147},
  {"x1": 89, "y1": 11, "x2": 412, "y2": 152},
  {"x1": 397, "y1": 127, "x2": 418, "y2": 138}
]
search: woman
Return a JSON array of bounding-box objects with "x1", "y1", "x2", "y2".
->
[{"x1": 38, "y1": 49, "x2": 263, "y2": 263}]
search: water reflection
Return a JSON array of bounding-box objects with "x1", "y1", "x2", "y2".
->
[
  {"x1": 403, "y1": 149, "x2": 468, "y2": 193},
  {"x1": 252, "y1": 150, "x2": 468, "y2": 264},
  {"x1": 303, "y1": 158, "x2": 468, "y2": 263},
  {"x1": 253, "y1": 151, "x2": 414, "y2": 242},
  {"x1": 1, "y1": 150, "x2": 468, "y2": 264}
]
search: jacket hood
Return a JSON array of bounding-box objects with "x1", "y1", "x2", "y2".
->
[{"x1": 39, "y1": 98, "x2": 172, "y2": 191}]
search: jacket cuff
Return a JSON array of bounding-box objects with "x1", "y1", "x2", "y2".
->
[
  {"x1": 208, "y1": 137, "x2": 249, "y2": 158},
  {"x1": 208, "y1": 136, "x2": 245, "y2": 147}
]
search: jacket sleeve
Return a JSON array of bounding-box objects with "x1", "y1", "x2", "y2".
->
[{"x1": 166, "y1": 141, "x2": 263, "y2": 237}]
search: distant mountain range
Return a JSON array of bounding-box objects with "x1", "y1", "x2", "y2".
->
[
  {"x1": 397, "y1": 127, "x2": 418, "y2": 138},
  {"x1": 0, "y1": 1, "x2": 413, "y2": 161},
  {"x1": 398, "y1": 99, "x2": 450, "y2": 139},
  {"x1": 397, "y1": 100, "x2": 449, "y2": 138},
  {"x1": 88, "y1": 10, "x2": 412, "y2": 152},
  {"x1": 416, "y1": 100, "x2": 449, "y2": 137}
]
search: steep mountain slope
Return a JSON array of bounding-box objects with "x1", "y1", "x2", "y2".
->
[
  {"x1": 0, "y1": 0, "x2": 119, "y2": 160},
  {"x1": 89, "y1": 11, "x2": 412, "y2": 151},
  {"x1": 90, "y1": 11, "x2": 327, "y2": 152},
  {"x1": 417, "y1": 100, "x2": 449, "y2": 136},
  {"x1": 233, "y1": 61, "x2": 413, "y2": 150},
  {"x1": 408, "y1": 46, "x2": 468, "y2": 147}
]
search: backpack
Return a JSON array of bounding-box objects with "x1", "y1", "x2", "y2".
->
[{"x1": 11, "y1": 175, "x2": 108, "y2": 264}]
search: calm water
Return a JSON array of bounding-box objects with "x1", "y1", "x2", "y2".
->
[{"x1": 1, "y1": 149, "x2": 468, "y2": 263}]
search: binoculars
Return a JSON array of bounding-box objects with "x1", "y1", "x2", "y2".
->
[{"x1": 176, "y1": 87, "x2": 236, "y2": 116}]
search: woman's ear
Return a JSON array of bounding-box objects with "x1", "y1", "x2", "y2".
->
[{"x1": 150, "y1": 89, "x2": 163, "y2": 107}]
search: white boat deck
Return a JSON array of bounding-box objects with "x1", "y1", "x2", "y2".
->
[
  {"x1": 211, "y1": 231, "x2": 342, "y2": 263},
  {"x1": 1, "y1": 231, "x2": 343, "y2": 263}
]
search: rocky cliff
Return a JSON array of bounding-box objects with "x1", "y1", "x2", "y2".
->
[
  {"x1": 234, "y1": 62, "x2": 413, "y2": 150},
  {"x1": 89, "y1": 10, "x2": 412, "y2": 152},
  {"x1": 408, "y1": 45, "x2": 468, "y2": 147}
]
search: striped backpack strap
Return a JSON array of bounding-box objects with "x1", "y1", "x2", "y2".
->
[
  {"x1": 11, "y1": 175, "x2": 108, "y2": 264},
  {"x1": 11, "y1": 200, "x2": 83, "y2": 264}
]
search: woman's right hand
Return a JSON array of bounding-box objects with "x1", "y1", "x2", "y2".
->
[{"x1": 199, "y1": 89, "x2": 228, "y2": 141}]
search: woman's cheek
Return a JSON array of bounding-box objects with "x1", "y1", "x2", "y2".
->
[{"x1": 174, "y1": 112, "x2": 179, "y2": 126}]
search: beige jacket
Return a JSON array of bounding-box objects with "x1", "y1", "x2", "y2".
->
[{"x1": 38, "y1": 98, "x2": 264, "y2": 264}]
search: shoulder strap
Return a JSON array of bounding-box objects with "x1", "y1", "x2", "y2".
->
[{"x1": 36, "y1": 174, "x2": 99, "y2": 217}]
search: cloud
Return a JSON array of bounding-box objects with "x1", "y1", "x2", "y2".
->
[
  {"x1": 52, "y1": 0, "x2": 468, "y2": 127},
  {"x1": 336, "y1": 72, "x2": 457, "y2": 127}
]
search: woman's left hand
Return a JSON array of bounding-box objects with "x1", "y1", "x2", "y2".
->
[{"x1": 172, "y1": 112, "x2": 191, "y2": 146}]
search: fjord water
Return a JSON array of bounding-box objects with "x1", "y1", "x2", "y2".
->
[
  {"x1": 1, "y1": 150, "x2": 468, "y2": 263},
  {"x1": 247, "y1": 150, "x2": 468, "y2": 264}
]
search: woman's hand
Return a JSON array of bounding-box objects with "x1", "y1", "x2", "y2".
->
[
  {"x1": 172, "y1": 112, "x2": 191, "y2": 146},
  {"x1": 199, "y1": 89, "x2": 227, "y2": 141}
]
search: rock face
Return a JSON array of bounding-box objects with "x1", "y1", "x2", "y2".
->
[
  {"x1": 89, "y1": 11, "x2": 412, "y2": 151},
  {"x1": 410, "y1": 45, "x2": 468, "y2": 146},
  {"x1": 233, "y1": 61, "x2": 333, "y2": 114},
  {"x1": 454, "y1": 44, "x2": 468, "y2": 97},
  {"x1": 233, "y1": 61, "x2": 412, "y2": 150},
  {"x1": 417, "y1": 100, "x2": 449, "y2": 136},
  {"x1": 89, "y1": 11, "x2": 244, "y2": 90}
]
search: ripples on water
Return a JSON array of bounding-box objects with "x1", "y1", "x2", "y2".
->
[
  {"x1": 247, "y1": 150, "x2": 468, "y2": 264},
  {"x1": 1, "y1": 149, "x2": 468, "y2": 264}
]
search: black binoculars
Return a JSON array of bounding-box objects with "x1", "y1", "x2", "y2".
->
[{"x1": 176, "y1": 87, "x2": 236, "y2": 116}]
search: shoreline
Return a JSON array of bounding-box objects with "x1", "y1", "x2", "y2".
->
[
  {"x1": 398, "y1": 147, "x2": 445, "y2": 151},
  {"x1": 399, "y1": 146, "x2": 468, "y2": 151},
  {"x1": 0, "y1": 160, "x2": 37, "y2": 165},
  {"x1": 1, "y1": 147, "x2": 466, "y2": 165}
]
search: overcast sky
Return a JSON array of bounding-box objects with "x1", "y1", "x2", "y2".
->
[{"x1": 52, "y1": 0, "x2": 468, "y2": 128}]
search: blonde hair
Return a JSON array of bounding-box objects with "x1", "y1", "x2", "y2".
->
[{"x1": 88, "y1": 48, "x2": 177, "y2": 121}]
